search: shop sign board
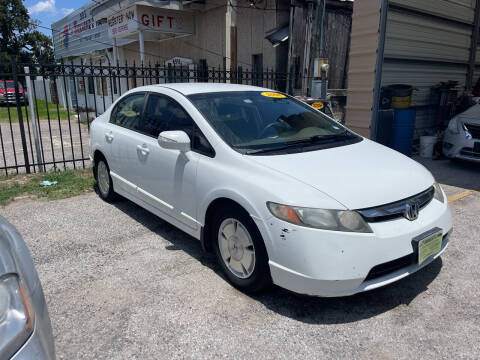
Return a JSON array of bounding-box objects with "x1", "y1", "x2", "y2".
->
[
  {"x1": 52, "y1": 4, "x2": 111, "y2": 59},
  {"x1": 107, "y1": 5, "x2": 195, "y2": 38}
]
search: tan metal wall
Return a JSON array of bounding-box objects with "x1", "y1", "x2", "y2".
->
[{"x1": 344, "y1": 0, "x2": 383, "y2": 137}]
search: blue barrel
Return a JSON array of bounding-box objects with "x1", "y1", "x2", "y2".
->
[{"x1": 391, "y1": 108, "x2": 416, "y2": 156}]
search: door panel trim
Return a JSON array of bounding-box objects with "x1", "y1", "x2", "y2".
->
[
  {"x1": 111, "y1": 171, "x2": 200, "y2": 230},
  {"x1": 114, "y1": 184, "x2": 201, "y2": 240},
  {"x1": 111, "y1": 170, "x2": 137, "y2": 195}
]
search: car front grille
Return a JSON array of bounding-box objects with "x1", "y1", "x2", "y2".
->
[
  {"x1": 1, "y1": 93, "x2": 24, "y2": 101},
  {"x1": 464, "y1": 123, "x2": 480, "y2": 139},
  {"x1": 460, "y1": 147, "x2": 480, "y2": 158},
  {"x1": 357, "y1": 186, "x2": 435, "y2": 223},
  {"x1": 364, "y1": 232, "x2": 450, "y2": 282}
]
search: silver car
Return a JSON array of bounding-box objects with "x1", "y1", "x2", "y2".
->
[
  {"x1": 0, "y1": 216, "x2": 55, "y2": 359},
  {"x1": 443, "y1": 103, "x2": 480, "y2": 162}
]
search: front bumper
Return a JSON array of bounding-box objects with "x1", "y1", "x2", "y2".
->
[
  {"x1": 0, "y1": 94, "x2": 26, "y2": 105},
  {"x1": 259, "y1": 196, "x2": 452, "y2": 297},
  {"x1": 443, "y1": 130, "x2": 480, "y2": 162}
]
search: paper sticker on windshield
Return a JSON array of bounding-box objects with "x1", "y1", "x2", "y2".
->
[
  {"x1": 312, "y1": 101, "x2": 324, "y2": 109},
  {"x1": 261, "y1": 92, "x2": 286, "y2": 98}
]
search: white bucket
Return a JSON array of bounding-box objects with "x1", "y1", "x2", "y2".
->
[{"x1": 419, "y1": 136, "x2": 437, "y2": 158}]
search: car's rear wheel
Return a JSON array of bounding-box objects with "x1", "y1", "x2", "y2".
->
[
  {"x1": 213, "y1": 207, "x2": 271, "y2": 293},
  {"x1": 95, "y1": 157, "x2": 116, "y2": 202}
]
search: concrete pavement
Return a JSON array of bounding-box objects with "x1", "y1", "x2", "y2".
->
[{"x1": 0, "y1": 178, "x2": 478, "y2": 359}]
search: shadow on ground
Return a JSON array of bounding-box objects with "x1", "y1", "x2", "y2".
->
[
  {"x1": 111, "y1": 196, "x2": 443, "y2": 325},
  {"x1": 414, "y1": 156, "x2": 480, "y2": 191}
]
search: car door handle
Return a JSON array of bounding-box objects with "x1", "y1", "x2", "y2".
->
[
  {"x1": 137, "y1": 144, "x2": 150, "y2": 155},
  {"x1": 105, "y1": 132, "x2": 114, "y2": 142}
]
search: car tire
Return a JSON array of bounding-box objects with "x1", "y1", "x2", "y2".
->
[
  {"x1": 94, "y1": 156, "x2": 117, "y2": 202},
  {"x1": 213, "y1": 205, "x2": 271, "y2": 294}
]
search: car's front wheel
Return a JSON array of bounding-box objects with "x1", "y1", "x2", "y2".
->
[
  {"x1": 213, "y1": 206, "x2": 271, "y2": 293},
  {"x1": 95, "y1": 157, "x2": 117, "y2": 202}
]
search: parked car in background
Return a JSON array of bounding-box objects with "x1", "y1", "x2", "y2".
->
[
  {"x1": 0, "y1": 216, "x2": 55, "y2": 359},
  {"x1": 90, "y1": 83, "x2": 452, "y2": 297},
  {"x1": 443, "y1": 103, "x2": 480, "y2": 162},
  {"x1": 0, "y1": 80, "x2": 27, "y2": 105}
]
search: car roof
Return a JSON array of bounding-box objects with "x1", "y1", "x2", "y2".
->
[{"x1": 137, "y1": 83, "x2": 276, "y2": 96}]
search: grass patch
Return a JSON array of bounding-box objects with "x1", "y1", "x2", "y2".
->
[
  {"x1": 0, "y1": 168, "x2": 95, "y2": 206},
  {"x1": 0, "y1": 99, "x2": 70, "y2": 123}
]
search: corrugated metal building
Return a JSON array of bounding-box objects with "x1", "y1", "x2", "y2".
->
[{"x1": 345, "y1": 0, "x2": 480, "y2": 139}]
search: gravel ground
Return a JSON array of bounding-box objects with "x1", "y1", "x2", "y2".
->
[{"x1": 0, "y1": 187, "x2": 479, "y2": 359}]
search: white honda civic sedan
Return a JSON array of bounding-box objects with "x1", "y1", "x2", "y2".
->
[{"x1": 89, "y1": 83, "x2": 452, "y2": 297}]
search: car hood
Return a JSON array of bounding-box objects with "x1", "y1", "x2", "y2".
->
[
  {"x1": 457, "y1": 103, "x2": 480, "y2": 125},
  {"x1": 248, "y1": 139, "x2": 434, "y2": 209}
]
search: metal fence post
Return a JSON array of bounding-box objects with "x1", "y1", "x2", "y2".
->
[
  {"x1": 238, "y1": 66, "x2": 243, "y2": 84},
  {"x1": 12, "y1": 58, "x2": 31, "y2": 173},
  {"x1": 24, "y1": 66, "x2": 44, "y2": 172}
]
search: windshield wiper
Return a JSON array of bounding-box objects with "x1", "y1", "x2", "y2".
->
[
  {"x1": 244, "y1": 145, "x2": 294, "y2": 154},
  {"x1": 284, "y1": 130, "x2": 354, "y2": 146},
  {"x1": 244, "y1": 131, "x2": 355, "y2": 155}
]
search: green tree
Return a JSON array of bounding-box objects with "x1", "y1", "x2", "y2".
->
[
  {"x1": 25, "y1": 30, "x2": 55, "y2": 63},
  {"x1": 0, "y1": 0, "x2": 54, "y2": 64}
]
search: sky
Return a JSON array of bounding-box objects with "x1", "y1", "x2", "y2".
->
[{"x1": 25, "y1": 0, "x2": 91, "y2": 37}]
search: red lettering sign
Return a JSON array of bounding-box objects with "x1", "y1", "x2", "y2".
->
[{"x1": 140, "y1": 13, "x2": 176, "y2": 29}]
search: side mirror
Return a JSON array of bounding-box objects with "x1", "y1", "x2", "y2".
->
[{"x1": 158, "y1": 130, "x2": 191, "y2": 152}]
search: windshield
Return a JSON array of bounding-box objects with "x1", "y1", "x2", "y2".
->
[
  {"x1": 188, "y1": 91, "x2": 358, "y2": 153},
  {"x1": 0, "y1": 81, "x2": 21, "y2": 89}
]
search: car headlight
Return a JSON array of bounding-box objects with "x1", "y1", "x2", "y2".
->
[
  {"x1": 433, "y1": 182, "x2": 445, "y2": 203},
  {"x1": 461, "y1": 123, "x2": 473, "y2": 139},
  {"x1": 0, "y1": 275, "x2": 34, "y2": 360},
  {"x1": 447, "y1": 117, "x2": 460, "y2": 134},
  {"x1": 267, "y1": 202, "x2": 373, "y2": 233}
]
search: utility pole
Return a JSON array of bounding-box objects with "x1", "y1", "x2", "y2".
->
[
  {"x1": 286, "y1": 0, "x2": 296, "y2": 94},
  {"x1": 139, "y1": 30, "x2": 145, "y2": 64},
  {"x1": 301, "y1": 0, "x2": 315, "y2": 96},
  {"x1": 24, "y1": 67, "x2": 44, "y2": 172},
  {"x1": 226, "y1": 0, "x2": 238, "y2": 82},
  {"x1": 311, "y1": 0, "x2": 326, "y2": 65}
]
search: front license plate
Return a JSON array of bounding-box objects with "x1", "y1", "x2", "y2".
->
[{"x1": 418, "y1": 231, "x2": 443, "y2": 265}]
